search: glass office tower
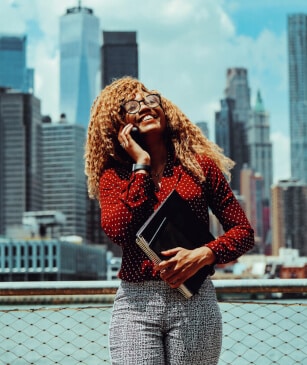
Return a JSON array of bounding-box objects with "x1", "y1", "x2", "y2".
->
[
  {"x1": 0, "y1": 34, "x2": 34, "y2": 92},
  {"x1": 59, "y1": 5, "x2": 100, "y2": 128},
  {"x1": 288, "y1": 14, "x2": 307, "y2": 182},
  {"x1": 224, "y1": 68, "x2": 251, "y2": 124},
  {"x1": 0, "y1": 89, "x2": 41, "y2": 235},
  {"x1": 101, "y1": 31, "x2": 138, "y2": 87},
  {"x1": 41, "y1": 119, "x2": 86, "y2": 239},
  {"x1": 215, "y1": 68, "x2": 251, "y2": 192}
]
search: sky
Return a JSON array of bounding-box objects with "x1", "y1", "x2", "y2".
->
[{"x1": 0, "y1": 0, "x2": 306, "y2": 183}]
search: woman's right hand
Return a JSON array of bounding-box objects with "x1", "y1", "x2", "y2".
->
[{"x1": 118, "y1": 123, "x2": 151, "y2": 165}]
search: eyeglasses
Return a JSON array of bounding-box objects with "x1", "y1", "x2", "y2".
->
[{"x1": 121, "y1": 94, "x2": 161, "y2": 114}]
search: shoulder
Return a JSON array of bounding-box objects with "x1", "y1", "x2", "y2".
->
[
  {"x1": 194, "y1": 154, "x2": 229, "y2": 191},
  {"x1": 195, "y1": 154, "x2": 220, "y2": 173}
]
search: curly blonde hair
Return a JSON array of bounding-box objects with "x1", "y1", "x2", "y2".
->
[{"x1": 85, "y1": 77, "x2": 234, "y2": 199}]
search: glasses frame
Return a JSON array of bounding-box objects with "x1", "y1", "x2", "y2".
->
[{"x1": 121, "y1": 94, "x2": 161, "y2": 114}]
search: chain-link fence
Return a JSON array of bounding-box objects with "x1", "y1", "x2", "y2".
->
[
  {"x1": 0, "y1": 280, "x2": 306, "y2": 364},
  {"x1": 0, "y1": 305, "x2": 112, "y2": 364},
  {"x1": 1, "y1": 301, "x2": 306, "y2": 364},
  {"x1": 219, "y1": 301, "x2": 307, "y2": 365}
]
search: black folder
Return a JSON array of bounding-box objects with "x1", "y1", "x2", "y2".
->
[{"x1": 136, "y1": 189, "x2": 215, "y2": 298}]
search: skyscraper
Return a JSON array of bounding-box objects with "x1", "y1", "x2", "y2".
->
[
  {"x1": 215, "y1": 68, "x2": 251, "y2": 191},
  {"x1": 215, "y1": 98, "x2": 234, "y2": 159},
  {"x1": 0, "y1": 34, "x2": 34, "y2": 92},
  {"x1": 101, "y1": 31, "x2": 138, "y2": 87},
  {"x1": 195, "y1": 121, "x2": 209, "y2": 139},
  {"x1": 215, "y1": 99, "x2": 248, "y2": 192},
  {"x1": 247, "y1": 91, "x2": 273, "y2": 201},
  {"x1": 225, "y1": 68, "x2": 251, "y2": 123},
  {"x1": 240, "y1": 165, "x2": 264, "y2": 253},
  {"x1": 288, "y1": 14, "x2": 307, "y2": 182},
  {"x1": 41, "y1": 117, "x2": 87, "y2": 239},
  {"x1": 59, "y1": 4, "x2": 100, "y2": 128},
  {"x1": 271, "y1": 179, "x2": 307, "y2": 256},
  {"x1": 0, "y1": 89, "x2": 41, "y2": 235},
  {"x1": 87, "y1": 30, "x2": 139, "y2": 255}
]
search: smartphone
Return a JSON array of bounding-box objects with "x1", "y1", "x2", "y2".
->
[{"x1": 131, "y1": 127, "x2": 144, "y2": 146}]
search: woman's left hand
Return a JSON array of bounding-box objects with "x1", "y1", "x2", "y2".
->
[{"x1": 155, "y1": 246, "x2": 216, "y2": 288}]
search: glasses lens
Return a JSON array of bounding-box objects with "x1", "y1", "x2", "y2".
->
[
  {"x1": 145, "y1": 94, "x2": 160, "y2": 107},
  {"x1": 124, "y1": 100, "x2": 139, "y2": 114},
  {"x1": 123, "y1": 94, "x2": 161, "y2": 114}
]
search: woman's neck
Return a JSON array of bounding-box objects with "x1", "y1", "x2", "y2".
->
[
  {"x1": 147, "y1": 143, "x2": 168, "y2": 172},
  {"x1": 142, "y1": 132, "x2": 168, "y2": 179}
]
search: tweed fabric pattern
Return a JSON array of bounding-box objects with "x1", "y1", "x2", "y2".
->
[{"x1": 109, "y1": 278, "x2": 222, "y2": 364}]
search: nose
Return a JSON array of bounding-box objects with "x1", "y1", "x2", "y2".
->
[{"x1": 139, "y1": 99, "x2": 150, "y2": 112}]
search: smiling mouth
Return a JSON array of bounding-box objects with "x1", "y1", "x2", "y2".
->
[{"x1": 140, "y1": 114, "x2": 158, "y2": 123}]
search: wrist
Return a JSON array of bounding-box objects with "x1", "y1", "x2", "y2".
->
[
  {"x1": 204, "y1": 247, "x2": 216, "y2": 265},
  {"x1": 132, "y1": 163, "x2": 151, "y2": 173},
  {"x1": 136, "y1": 157, "x2": 151, "y2": 165},
  {"x1": 198, "y1": 246, "x2": 216, "y2": 266}
]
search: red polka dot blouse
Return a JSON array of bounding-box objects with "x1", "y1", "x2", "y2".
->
[{"x1": 99, "y1": 153, "x2": 254, "y2": 282}]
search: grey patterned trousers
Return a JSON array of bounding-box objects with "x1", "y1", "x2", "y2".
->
[{"x1": 109, "y1": 279, "x2": 222, "y2": 364}]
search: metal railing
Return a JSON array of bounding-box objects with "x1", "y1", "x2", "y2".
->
[{"x1": 0, "y1": 279, "x2": 306, "y2": 365}]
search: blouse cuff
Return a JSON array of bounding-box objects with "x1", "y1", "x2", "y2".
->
[
  {"x1": 126, "y1": 172, "x2": 156, "y2": 206},
  {"x1": 206, "y1": 240, "x2": 224, "y2": 264}
]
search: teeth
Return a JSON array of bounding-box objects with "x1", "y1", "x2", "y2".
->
[{"x1": 143, "y1": 115, "x2": 153, "y2": 121}]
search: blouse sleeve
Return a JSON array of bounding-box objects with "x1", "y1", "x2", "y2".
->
[
  {"x1": 203, "y1": 158, "x2": 255, "y2": 264},
  {"x1": 99, "y1": 169, "x2": 157, "y2": 247}
]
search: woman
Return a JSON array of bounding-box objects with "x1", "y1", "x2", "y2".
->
[{"x1": 85, "y1": 76, "x2": 254, "y2": 364}]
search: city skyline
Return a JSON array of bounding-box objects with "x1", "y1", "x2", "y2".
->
[{"x1": 0, "y1": 0, "x2": 306, "y2": 182}]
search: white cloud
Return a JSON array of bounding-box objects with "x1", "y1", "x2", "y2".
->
[
  {"x1": 271, "y1": 132, "x2": 291, "y2": 183},
  {"x1": 0, "y1": 0, "x2": 26, "y2": 33},
  {"x1": 0, "y1": 0, "x2": 294, "y2": 181},
  {"x1": 34, "y1": 44, "x2": 59, "y2": 119},
  {"x1": 161, "y1": 0, "x2": 195, "y2": 22}
]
